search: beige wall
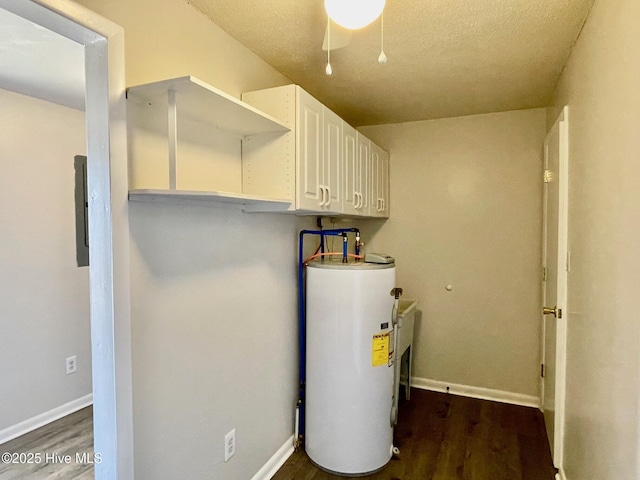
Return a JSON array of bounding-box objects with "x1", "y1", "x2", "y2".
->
[
  {"x1": 548, "y1": 0, "x2": 640, "y2": 477},
  {"x1": 0, "y1": 89, "x2": 91, "y2": 432},
  {"x1": 359, "y1": 108, "x2": 546, "y2": 398},
  {"x1": 75, "y1": 1, "x2": 310, "y2": 479},
  {"x1": 78, "y1": 0, "x2": 291, "y2": 98}
]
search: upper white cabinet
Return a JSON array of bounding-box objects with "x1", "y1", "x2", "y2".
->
[
  {"x1": 243, "y1": 85, "x2": 389, "y2": 218},
  {"x1": 243, "y1": 85, "x2": 343, "y2": 214},
  {"x1": 126, "y1": 76, "x2": 292, "y2": 210}
]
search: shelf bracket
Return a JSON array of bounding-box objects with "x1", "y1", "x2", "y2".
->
[{"x1": 168, "y1": 88, "x2": 178, "y2": 190}]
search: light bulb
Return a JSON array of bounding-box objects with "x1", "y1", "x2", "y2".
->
[
  {"x1": 378, "y1": 51, "x2": 387, "y2": 64},
  {"x1": 324, "y1": 0, "x2": 386, "y2": 30}
]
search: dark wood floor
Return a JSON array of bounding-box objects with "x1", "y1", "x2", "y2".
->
[
  {"x1": 0, "y1": 406, "x2": 94, "y2": 480},
  {"x1": 274, "y1": 389, "x2": 557, "y2": 480}
]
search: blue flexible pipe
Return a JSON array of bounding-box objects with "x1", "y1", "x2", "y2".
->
[
  {"x1": 342, "y1": 234, "x2": 348, "y2": 262},
  {"x1": 297, "y1": 227, "x2": 359, "y2": 440}
]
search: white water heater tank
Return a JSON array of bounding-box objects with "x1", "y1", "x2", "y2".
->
[{"x1": 305, "y1": 258, "x2": 396, "y2": 475}]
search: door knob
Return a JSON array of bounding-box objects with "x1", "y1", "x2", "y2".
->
[{"x1": 543, "y1": 306, "x2": 562, "y2": 318}]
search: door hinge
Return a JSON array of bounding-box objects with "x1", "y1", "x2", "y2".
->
[
  {"x1": 541, "y1": 364, "x2": 545, "y2": 378},
  {"x1": 544, "y1": 169, "x2": 554, "y2": 183},
  {"x1": 542, "y1": 267, "x2": 547, "y2": 282}
]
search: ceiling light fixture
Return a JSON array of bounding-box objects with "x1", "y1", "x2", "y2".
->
[{"x1": 324, "y1": 0, "x2": 386, "y2": 30}]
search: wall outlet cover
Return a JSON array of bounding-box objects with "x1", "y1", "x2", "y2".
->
[
  {"x1": 66, "y1": 355, "x2": 77, "y2": 375},
  {"x1": 224, "y1": 429, "x2": 235, "y2": 462}
]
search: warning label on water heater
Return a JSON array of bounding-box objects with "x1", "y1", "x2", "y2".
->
[{"x1": 372, "y1": 333, "x2": 389, "y2": 367}]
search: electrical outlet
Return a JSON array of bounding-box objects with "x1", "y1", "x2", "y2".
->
[
  {"x1": 224, "y1": 429, "x2": 235, "y2": 462},
  {"x1": 66, "y1": 356, "x2": 77, "y2": 375}
]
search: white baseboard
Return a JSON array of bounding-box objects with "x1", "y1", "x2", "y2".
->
[
  {"x1": 411, "y1": 377, "x2": 539, "y2": 408},
  {"x1": 0, "y1": 394, "x2": 93, "y2": 445},
  {"x1": 250, "y1": 435, "x2": 295, "y2": 480}
]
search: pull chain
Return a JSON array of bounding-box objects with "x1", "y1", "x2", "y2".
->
[
  {"x1": 378, "y1": 13, "x2": 387, "y2": 64},
  {"x1": 326, "y1": 17, "x2": 333, "y2": 75}
]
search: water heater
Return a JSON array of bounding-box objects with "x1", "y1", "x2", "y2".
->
[{"x1": 305, "y1": 258, "x2": 396, "y2": 475}]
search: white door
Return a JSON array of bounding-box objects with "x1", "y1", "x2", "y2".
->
[{"x1": 542, "y1": 106, "x2": 569, "y2": 468}]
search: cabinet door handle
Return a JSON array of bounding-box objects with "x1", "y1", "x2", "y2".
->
[
  {"x1": 325, "y1": 186, "x2": 331, "y2": 207},
  {"x1": 356, "y1": 192, "x2": 362, "y2": 209},
  {"x1": 319, "y1": 185, "x2": 326, "y2": 206}
]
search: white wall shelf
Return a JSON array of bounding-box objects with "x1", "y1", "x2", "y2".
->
[
  {"x1": 126, "y1": 76, "x2": 293, "y2": 211},
  {"x1": 128, "y1": 189, "x2": 291, "y2": 211},
  {"x1": 126, "y1": 76, "x2": 290, "y2": 137}
]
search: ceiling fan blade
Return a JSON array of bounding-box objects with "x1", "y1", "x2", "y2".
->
[{"x1": 322, "y1": 22, "x2": 352, "y2": 51}]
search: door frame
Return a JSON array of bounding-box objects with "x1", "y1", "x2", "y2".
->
[
  {"x1": 540, "y1": 106, "x2": 569, "y2": 468},
  {"x1": 0, "y1": 1, "x2": 133, "y2": 478}
]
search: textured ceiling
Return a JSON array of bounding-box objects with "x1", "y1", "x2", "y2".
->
[{"x1": 183, "y1": 0, "x2": 594, "y2": 126}]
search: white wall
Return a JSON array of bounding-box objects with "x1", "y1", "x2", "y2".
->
[
  {"x1": 0, "y1": 88, "x2": 91, "y2": 432},
  {"x1": 359, "y1": 108, "x2": 546, "y2": 399},
  {"x1": 128, "y1": 204, "x2": 307, "y2": 479},
  {"x1": 548, "y1": 0, "x2": 640, "y2": 477},
  {"x1": 75, "y1": 1, "x2": 310, "y2": 478}
]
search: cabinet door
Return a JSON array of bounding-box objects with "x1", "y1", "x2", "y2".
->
[
  {"x1": 379, "y1": 148, "x2": 390, "y2": 217},
  {"x1": 342, "y1": 123, "x2": 358, "y2": 215},
  {"x1": 323, "y1": 107, "x2": 342, "y2": 213},
  {"x1": 369, "y1": 142, "x2": 390, "y2": 218},
  {"x1": 296, "y1": 88, "x2": 323, "y2": 210},
  {"x1": 370, "y1": 142, "x2": 381, "y2": 216},
  {"x1": 356, "y1": 133, "x2": 370, "y2": 216}
]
